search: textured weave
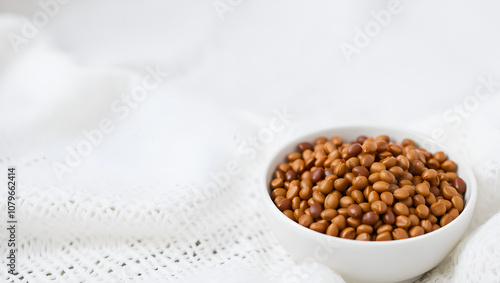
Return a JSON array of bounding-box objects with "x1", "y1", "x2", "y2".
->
[
  {"x1": 0, "y1": 160, "x2": 339, "y2": 283},
  {"x1": 1, "y1": 152, "x2": 500, "y2": 282}
]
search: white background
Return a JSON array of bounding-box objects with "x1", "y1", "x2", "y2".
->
[{"x1": 1, "y1": 0, "x2": 500, "y2": 282}]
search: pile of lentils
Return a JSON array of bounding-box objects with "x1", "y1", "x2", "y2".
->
[{"x1": 270, "y1": 135, "x2": 467, "y2": 241}]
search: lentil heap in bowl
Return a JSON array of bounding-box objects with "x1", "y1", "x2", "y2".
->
[{"x1": 262, "y1": 126, "x2": 477, "y2": 283}]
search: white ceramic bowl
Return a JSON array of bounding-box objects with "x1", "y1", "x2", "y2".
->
[{"x1": 262, "y1": 126, "x2": 477, "y2": 283}]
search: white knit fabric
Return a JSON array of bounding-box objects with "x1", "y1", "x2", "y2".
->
[
  {"x1": 2, "y1": 141, "x2": 500, "y2": 283},
  {"x1": 1, "y1": 1, "x2": 500, "y2": 282}
]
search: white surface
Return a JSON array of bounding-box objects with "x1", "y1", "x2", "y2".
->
[{"x1": 0, "y1": 1, "x2": 500, "y2": 282}]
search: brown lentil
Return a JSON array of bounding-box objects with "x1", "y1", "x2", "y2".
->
[
  {"x1": 449, "y1": 208, "x2": 460, "y2": 219},
  {"x1": 400, "y1": 196, "x2": 414, "y2": 207},
  {"x1": 368, "y1": 173, "x2": 381, "y2": 184},
  {"x1": 367, "y1": 191, "x2": 380, "y2": 204},
  {"x1": 298, "y1": 214, "x2": 313, "y2": 227},
  {"x1": 339, "y1": 196, "x2": 354, "y2": 208},
  {"x1": 442, "y1": 186, "x2": 459, "y2": 200},
  {"x1": 375, "y1": 140, "x2": 388, "y2": 152},
  {"x1": 324, "y1": 193, "x2": 339, "y2": 209},
  {"x1": 389, "y1": 144, "x2": 404, "y2": 156},
  {"x1": 362, "y1": 142, "x2": 377, "y2": 153},
  {"x1": 274, "y1": 170, "x2": 286, "y2": 180},
  {"x1": 311, "y1": 168, "x2": 325, "y2": 183},
  {"x1": 451, "y1": 196, "x2": 464, "y2": 212},
  {"x1": 396, "y1": 155, "x2": 410, "y2": 170},
  {"x1": 346, "y1": 144, "x2": 362, "y2": 158},
  {"x1": 393, "y1": 188, "x2": 409, "y2": 200},
  {"x1": 351, "y1": 189, "x2": 365, "y2": 203},
  {"x1": 409, "y1": 226, "x2": 425, "y2": 237},
  {"x1": 285, "y1": 170, "x2": 297, "y2": 182},
  {"x1": 323, "y1": 142, "x2": 336, "y2": 154},
  {"x1": 286, "y1": 185, "x2": 299, "y2": 199},
  {"x1": 453, "y1": 177, "x2": 467, "y2": 194},
  {"x1": 392, "y1": 228, "x2": 409, "y2": 240},
  {"x1": 430, "y1": 202, "x2": 447, "y2": 217},
  {"x1": 402, "y1": 185, "x2": 416, "y2": 197},
  {"x1": 416, "y1": 183, "x2": 430, "y2": 196},
  {"x1": 359, "y1": 202, "x2": 372, "y2": 213},
  {"x1": 299, "y1": 186, "x2": 312, "y2": 200},
  {"x1": 394, "y1": 203, "x2": 410, "y2": 216},
  {"x1": 362, "y1": 211, "x2": 379, "y2": 225},
  {"x1": 315, "y1": 137, "x2": 328, "y2": 145},
  {"x1": 315, "y1": 156, "x2": 328, "y2": 167},
  {"x1": 421, "y1": 220, "x2": 432, "y2": 233},
  {"x1": 413, "y1": 194, "x2": 426, "y2": 207},
  {"x1": 380, "y1": 170, "x2": 396, "y2": 184},
  {"x1": 271, "y1": 188, "x2": 286, "y2": 199},
  {"x1": 287, "y1": 152, "x2": 302, "y2": 162},
  {"x1": 291, "y1": 197, "x2": 301, "y2": 210},
  {"x1": 415, "y1": 204, "x2": 430, "y2": 219},
  {"x1": 433, "y1": 151, "x2": 446, "y2": 163},
  {"x1": 340, "y1": 227, "x2": 356, "y2": 239},
  {"x1": 271, "y1": 178, "x2": 284, "y2": 189},
  {"x1": 346, "y1": 217, "x2": 362, "y2": 228},
  {"x1": 377, "y1": 224, "x2": 393, "y2": 234},
  {"x1": 438, "y1": 199, "x2": 452, "y2": 211},
  {"x1": 373, "y1": 181, "x2": 391, "y2": 193},
  {"x1": 357, "y1": 224, "x2": 374, "y2": 234},
  {"x1": 427, "y1": 158, "x2": 441, "y2": 169},
  {"x1": 307, "y1": 198, "x2": 315, "y2": 207},
  {"x1": 277, "y1": 198, "x2": 292, "y2": 211},
  {"x1": 370, "y1": 162, "x2": 386, "y2": 173},
  {"x1": 440, "y1": 213, "x2": 454, "y2": 227},
  {"x1": 321, "y1": 209, "x2": 338, "y2": 221},
  {"x1": 337, "y1": 207, "x2": 349, "y2": 218},
  {"x1": 382, "y1": 210, "x2": 396, "y2": 225},
  {"x1": 344, "y1": 173, "x2": 355, "y2": 185},
  {"x1": 356, "y1": 135, "x2": 368, "y2": 144},
  {"x1": 283, "y1": 210, "x2": 295, "y2": 220},
  {"x1": 347, "y1": 204, "x2": 363, "y2": 218},
  {"x1": 274, "y1": 196, "x2": 285, "y2": 205},
  {"x1": 409, "y1": 160, "x2": 426, "y2": 175},
  {"x1": 373, "y1": 219, "x2": 384, "y2": 231},
  {"x1": 376, "y1": 231, "x2": 392, "y2": 241},
  {"x1": 356, "y1": 233, "x2": 371, "y2": 241},
  {"x1": 381, "y1": 156, "x2": 397, "y2": 168},
  {"x1": 310, "y1": 221, "x2": 328, "y2": 233},
  {"x1": 408, "y1": 214, "x2": 420, "y2": 227},
  {"x1": 352, "y1": 176, "x2": 369, "y2": 190},
  {"x1": 360, "y1": 154, "x2": 375, "y2": 167},
  {"x1": 371, "y1": 200, "x2": 388, "y2": 214},
  {"x1": 425, "y1": 193, "x2": 437, "y2": 205},
  {"x1": 319, "y1": 179, "x2": 334, "y2": 194},
  {"x1": 332, "y1": 215, "x2": 347, "y2": 231},
  {"x1": 305, "y1": 158, "x2": 315, "y2": 171},
  {"x1": 312, "y1": 191, "x2": 326, "y2": 204},
  {"x1": 395, "y1": 215, "x2": 411, "y2": 228},
  {"x1": 297, "y1": 201, "x2": 306, "y2": 211},
  {"x1": 334, "y1": 178, "x2": 349, "y2": 192},
  {"x1": 380, "y1": 192, "x2": 394, "y2": 206},
  {"x1": 298, "y1": 142, "x2": 313, "y2": 152},
  {"x1": 326, "y1": 223, "x2": 340, "y2": 236},
  {"x1": 309, "y1": 202, "x2": 322, "y2": 219},
  {"x1": 426, "y1": 214, "x2": 438, "y2": 224},
  {"x1": 441, "y1": 160, "x2": 457, "y2": 172}
]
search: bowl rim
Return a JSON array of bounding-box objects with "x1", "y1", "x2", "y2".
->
[{"x1": 262, "y1": 125, "x2": 478, "y2": 246}]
